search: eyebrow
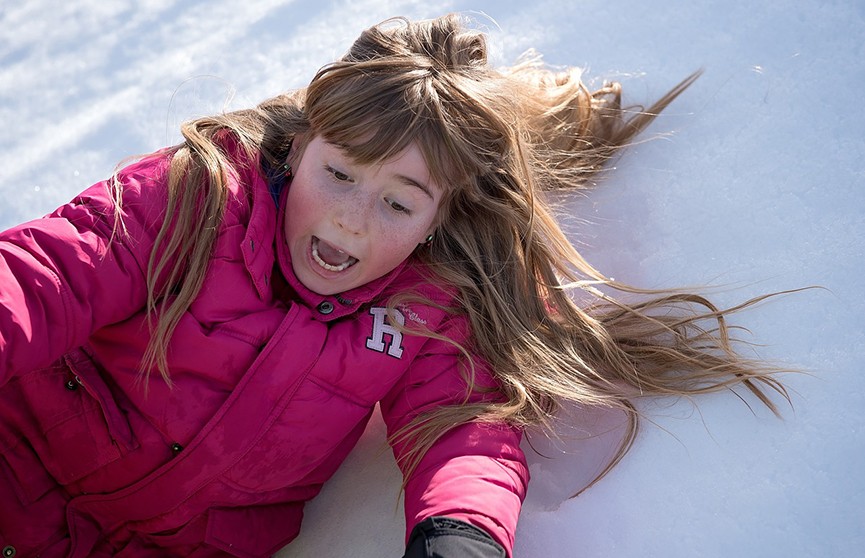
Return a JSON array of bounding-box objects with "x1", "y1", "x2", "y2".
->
[{"x1": 395, "y1": 174, "x2": 435, "y2": 199}]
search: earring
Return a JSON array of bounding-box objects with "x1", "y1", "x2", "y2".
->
[
  {"x1": 425, "y1": 234, "x2": 434, "y2": 244},
  {"x1": 283, "y1": 163, "x2": 293, "y2": 178}
]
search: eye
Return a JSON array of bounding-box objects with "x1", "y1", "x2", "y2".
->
[
  {"x1": 326, "y1": 165, "x2": 351, "y2": 182},
  {"x1": 386, "y1": 198, "x2": 412, "y2": 215}
]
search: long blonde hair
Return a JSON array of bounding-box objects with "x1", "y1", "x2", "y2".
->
[{"x1": 129, "y1": 14, "x2": 789, "y2": 491}]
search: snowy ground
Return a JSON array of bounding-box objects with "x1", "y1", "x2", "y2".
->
[{"x1": 2, "y1": 1, "x2": 863, "y2": 557}]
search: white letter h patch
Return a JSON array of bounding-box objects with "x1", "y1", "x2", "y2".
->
[{"x1": 366, "y1": 307, "x2": 405, "y2": 358}]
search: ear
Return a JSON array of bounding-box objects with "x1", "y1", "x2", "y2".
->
[{"x1": 286, "y1": 132, "x2": 312, "y2": 170}]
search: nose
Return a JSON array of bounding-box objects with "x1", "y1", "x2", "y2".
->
[{"x1": 333, "y1": 191, "x2": 373, "y2": 235}]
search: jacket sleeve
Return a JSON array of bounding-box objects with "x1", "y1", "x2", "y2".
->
[
  {"x1": 0, "y1": 153, "x2": 172, "y2": 381},
  {"x1": 379, "y1": 315, "x2": 529, "y2": 558}
]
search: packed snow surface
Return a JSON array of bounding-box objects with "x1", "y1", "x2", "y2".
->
[{"x1": 1, "y1": 1, "x2": 862, "y2": 556}]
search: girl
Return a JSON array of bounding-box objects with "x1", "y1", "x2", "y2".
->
[{"x1": 0, "y1": 13, "x2": 786, "y2": 558}]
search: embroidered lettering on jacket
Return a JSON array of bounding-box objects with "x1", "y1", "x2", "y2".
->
[
  {"x1": 366, "y1": 307, "x2": 405, "y2": 358},
  {"x1": 397, "y1": 304, "x2": 427, "y2": 326}
]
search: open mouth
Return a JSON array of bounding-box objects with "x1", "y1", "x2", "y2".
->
[{"x1": 312, "y1": 236, "x2": 358, "y2": 272}]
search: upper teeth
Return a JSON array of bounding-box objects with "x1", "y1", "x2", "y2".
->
[{"x1": 312, "y1": 240, "x2": 355, "y2": 272}]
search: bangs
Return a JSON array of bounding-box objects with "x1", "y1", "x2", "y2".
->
[{"x1": 303, "y1": 60, "x2": 474, "y2": 191}]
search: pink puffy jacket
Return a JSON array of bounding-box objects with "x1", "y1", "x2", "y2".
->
[{"x1": 0, "y1": 140, "x2": 528, "y2": 557}]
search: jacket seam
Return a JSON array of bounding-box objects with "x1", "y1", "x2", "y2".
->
[{"x1": 306, "y1": 375, "x2": 371, "y2": 408}]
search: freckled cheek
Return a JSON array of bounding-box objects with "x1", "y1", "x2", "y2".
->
[
  {"x1": 287, "y1": 185, "x2": 335, "y2": 229},
  {"x1": 375, "y1": 223, "x2": 424, "y2": 256}
]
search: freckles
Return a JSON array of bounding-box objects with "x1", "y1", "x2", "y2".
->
[
  {"x1": 387, "y1": 216, "x2": 432, "y2": 243},
  {"x1": 377, "y1": 225, "x2": 419, "y2": 253},
  {"x1": 376, "y1": 226, "x2": 401, "y2": 245}
]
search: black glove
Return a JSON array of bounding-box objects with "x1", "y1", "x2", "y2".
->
[{"x1": 402, "y1": 516, "x2": 506, "y2": 558}]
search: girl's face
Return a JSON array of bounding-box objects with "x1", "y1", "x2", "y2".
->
[{"x1": 284, "y1": 135, "x2": 442, "y2": 296}]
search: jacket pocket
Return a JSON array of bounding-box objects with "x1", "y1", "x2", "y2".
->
[
  {"x1": 205, "y1": 503, "x2": 303, "y2": 558},
  {"x1": 0, "y1": 349, "x2": 137, "y2": 486}
]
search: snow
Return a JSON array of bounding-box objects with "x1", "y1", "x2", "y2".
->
[{"x1": 2, "y1": 0, "x2": 863, "y2": 556}]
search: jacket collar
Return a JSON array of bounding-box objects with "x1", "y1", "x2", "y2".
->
[{"x1": 235, "y1": 144, "x2": 277, "y2": 302}]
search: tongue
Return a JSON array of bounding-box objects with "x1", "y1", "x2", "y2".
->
[{"x1": 317, "y1": 239, "x2": 351, "y2": 266}]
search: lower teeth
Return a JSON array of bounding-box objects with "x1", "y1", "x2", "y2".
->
[{"x1": 313, "y1": 242, "x2": 354, "y2": 272}]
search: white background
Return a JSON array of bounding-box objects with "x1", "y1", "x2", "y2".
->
[{"x1": 1, "y1": 1, "x2": 863, "y2": 556}]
